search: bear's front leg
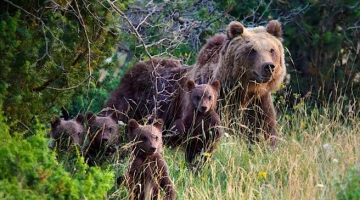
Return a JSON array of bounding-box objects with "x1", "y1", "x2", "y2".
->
[
  {"x1": 172, "y1": 119, "x2": 185, "y2": 135},
  {"x1": 158, "y1": 158, "x2": 176, "y2": 200},
  {"x1": 185, "y1": 137, "x2": 204, "y2": 165},
  {"x1": 164, "y1": 119, "x2": 186, "y2": 147},
  {"x1": 126, "y1": 156, "x2": 144, "y2": 187},
  {"x1": 258, "y1": 93, "x2": 277, "y2": 148}
]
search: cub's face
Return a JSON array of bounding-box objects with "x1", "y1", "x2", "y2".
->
[
  {"x1": 85, "y1": 112, "x2": 120, "y2": 149},
  {"x1": 187, "y1": 80, "x2": 220, "y2": 114},
  {"x1": 127, "y1": 119, "x2": 164, "y2": 155},
  {"x1": 50, "y1": 114, "x2": 84, "y2": 149}
]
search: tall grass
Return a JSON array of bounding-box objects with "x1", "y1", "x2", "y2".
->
[{"x1": 108, "y1": 98, "x2": 360, "y2": 199}]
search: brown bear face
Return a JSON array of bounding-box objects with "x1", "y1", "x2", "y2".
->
[
  {"x1": 222, "y1": 20, "x2": 286, "y2": 93},
  {"x1": 186, "y1": 80, "x2": 220, "y2": 114},
  {"x1": 85, "y1": 111, "x2": 120, "y2": 150},
  {"x1": 50, "y1": 114, "x2": 85, "y2": 149},
  {"x1": 127, "y1": 119, "x2": 164, "y2": 156}
]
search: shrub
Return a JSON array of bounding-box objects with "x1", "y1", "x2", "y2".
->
[
  {"x1": 337, "y1": 167, "x2": 360, "y2": 200},
  {"x1": 0, "y1": 111, "x2": 114, "y2": 199}
]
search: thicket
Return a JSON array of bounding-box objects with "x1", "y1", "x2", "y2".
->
[
  {"x1": 0, "y1": 0, "x2": 133, "y2": 132},
  {"x1": 0, "y1": 108, "x2": 114, "y2": 199}
]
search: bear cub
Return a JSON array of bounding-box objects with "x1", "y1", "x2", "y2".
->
[
  {"x1": 173, "y1": 80, "x2": 223, "y2": 167},
  {"x1": 49, "y1": 114, "x2": 85, "y2": 151},
  {"x1": 84, "y1": 111, "x2": 122, "y2": 164},
  {"x1": 126, "y1": 118, "x2": 175, "y2": 200}
]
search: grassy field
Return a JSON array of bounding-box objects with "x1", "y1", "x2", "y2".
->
[
  {"x1": 6, "y1": 98, "x2": 355, "y2": 199},
  {"x1": 108, "y1": 101, "x2": 360, "y2": 200}
]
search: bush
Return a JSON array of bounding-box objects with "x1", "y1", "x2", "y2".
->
[
  {"x1": 337, "y1": 167, "x2": 360, "y2": 200},
  {"x1": 0, "y1": 112, "x2": 114, "y2": 199}
]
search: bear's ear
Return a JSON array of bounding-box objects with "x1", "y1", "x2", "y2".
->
[
  {"x1": 186, "y1": 80, "x2": 196, "y2": 91},
  {"x1": 211, "y1": 80, "x2": 221, "y2": 93},
  {"x1": 266, "y1": 20, "x2": 282, "y2": 38},
  {"x1": 109, "y1": 111, "x2": 119, "y2": 122},
  {"x1": 85, "y1": 112, "x2": 96, "y2": 123},
  {"x1": 128, "y1": 119, "x2": 140, "y2": 131},
  {"x1": 227, "y1": 21, "x2": 244, "y2": 39},
  {"x1": 153, "y1": 118, "x2": 164, "y2": 130},
  {"x1": 75, "y1": 113, "x2": 84, "y2": 124},
  {"x1": 51, "y1": 116, "x2": 62, "y2": 128},
  {"x1": 127, "y1": 119, "x2": 140, "y2": 140}
]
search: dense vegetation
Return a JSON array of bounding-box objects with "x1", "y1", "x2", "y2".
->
[{"x1": 1, "y1": 0, "x2": 359, "y2": 199}]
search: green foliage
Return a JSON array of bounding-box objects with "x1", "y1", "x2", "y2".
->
[
  {"x1": 283, "y1": 1, "x2": 360, "y2": 104},
  {"x1": 67, "y1": 66, "x2": 123, "y2": 115},
  {"x1": 337, "y1": 167, "x2": 360, "y2": 200},
  {"x1": 0, "y1": 111, "x2": 114, "y2": 199},
  {"x1": 215, "y1": 0, "x2": 275, "y2": 21},
  {"x1": 0, "y1": 0, "x2": 129, "y2": 132}
]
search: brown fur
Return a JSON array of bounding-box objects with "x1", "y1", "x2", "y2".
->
[
  {"x1": 84, "y1": 111, "x2": 121, "y2": 161},
  {"x1": 187, "y1": 20, "x2": 286, "y2": 147},
  {"x1": 101, "y1": 58, "x2": 189, "y2": 125},
  {"x1": 49, "y1": 114, "x2": 85, "y2": 150},
  {"x1": 102, "y1": 57, "x2": 190, "y2": 135},
  {"x1": 126, "y1": 119, "x2": 175, "y2": 200},
  {"x1": 173, "y1": 80, "x2": 223, "y2": 166}
]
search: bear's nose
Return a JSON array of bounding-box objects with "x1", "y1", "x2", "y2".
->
[
  {"x1": 200, "y1": 106, "x2": 208, "y2": 113},
  {"x1": 150, "y1": 147, "x2": 157, "y2": 152},
  {"x1": 263, "y1": 62, "x2": 275, "y2": 75}
]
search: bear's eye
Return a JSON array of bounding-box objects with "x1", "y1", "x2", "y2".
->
[
  {"x1": 208, "y1": 95, "x2": 212, "y2": 100},
  {"x1": 141, "y1": 136, "x2": 147, "y2": 142},
  {"x1": 151, "y1": 134, "x2": 159, "y2": 140},
  {"x1": 196, "y1": 95, "x2": 201, "y2": 101},
  {"x1": 109, "y1": 127, "x2": 113, "y2": 132},
  {"x1": 270, "y1": 48, "x2": 275, "y2": 55},
  {"x1": 249, "y1": 49, "x2": 257, "y2": 56}
]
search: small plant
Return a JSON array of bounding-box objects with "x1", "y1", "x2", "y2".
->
[{"x1": 337, "y1": 167, "x2": 360, "y2": 200}]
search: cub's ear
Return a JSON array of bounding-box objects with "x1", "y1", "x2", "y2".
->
[
  {"x1": 85, "y1": 112, "x2": 96, "y2": 123},
  {"x1": 227, "y1": 21, "x2": 244, "y2": 39},
  {"x1": 109, "y1": 111, "x2": 119, "y2": 122},
  {"x1": 128, "y1": 119, "x2": 140, "y2": 129},
  {"x1": 153, "y1": 118, "x2": 164, "y2": 130},
  {"x1": 51, "y1": 116, "x2": 62, "y2": 128},
  {"x1": 75, "y1": 113, "x2": 85, "y2": 124},
  {"x1": 211, "y1": 80, "x2": 221, "y2": 93},
  {"x1": 266, "y1": 20, "x2": 282, "y2": 38},
  {"x1": 127, "y1": 119, "x2": 140, "y2": 140},
  {"x1": 186, "y1": 80, "x2": 196, "y2": 91}
]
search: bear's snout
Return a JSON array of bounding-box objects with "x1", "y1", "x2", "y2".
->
[
  {"x1": 144, "y1": 146, "x2": 157, "y2": 155},
  {"x1": 199, "y1": 105, "x2": 208, "y2": 113},
  {"x1": 263, "y1": 62, "x2": 275, "y2": 78},
  {"x1": 150, "y1": 146, "x2": 157, "y2": 152},
  {"x1": 251, "y1": 64, "x2": 274, "y2": 83}
]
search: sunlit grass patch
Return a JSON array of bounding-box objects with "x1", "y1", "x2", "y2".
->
[{"x1": 102, "y1": 100, "x2": 360, "y2": 200}]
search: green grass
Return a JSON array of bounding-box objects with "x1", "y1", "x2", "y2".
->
[
  {"x1": 108, "y1": 101, "x2": 360, "y2": 200},
  {"x1": 4, "y1": 99, "x2": 356, "y2": 199}
]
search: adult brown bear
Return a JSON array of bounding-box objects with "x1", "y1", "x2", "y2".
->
[
  {"x1": 104, "y1": 20, "x2": 285, "y2": 147},
  {"x1": 101, "y1": 57, "x2": 190, "y2": 130},
  {"x1": 187, "y1": 20, "x2": 286, "y2": 147}
]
